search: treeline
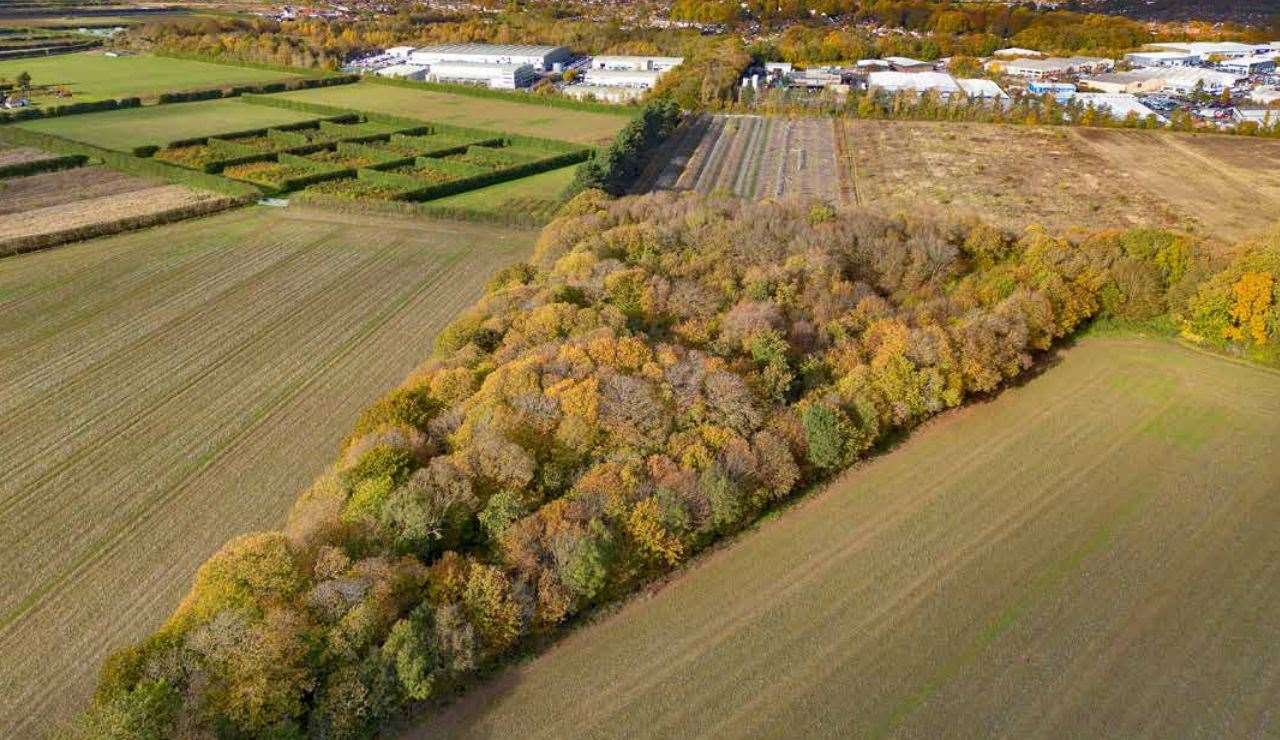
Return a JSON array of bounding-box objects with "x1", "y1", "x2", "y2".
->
[
  {"x1": 730, "y1": 88, "x2": 1280, "y2": 138},
  {"x1": 572, "y1": 99, "x2": 681, "y2": 195},
  {"x1": 81, "y1": 188, "x2": 1279, "y2": 737}
]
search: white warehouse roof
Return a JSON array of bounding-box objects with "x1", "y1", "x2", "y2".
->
[
  {"x1": 413, "y1": 43, "x2": 567, "y2": 57},
  {"x1": 867, "y1": 71, "x2": 960, "y2": 94},
  {"x1": 1148, "y1": 41, "x2": 1256, "y2": 57},
  {"x1": 1072, "y1": 93, "x2": 1166, "y2": 123},
  {"x1": 376, "y1": 63, "x2": 429, "y2": 78},
  {"x1": 956, "y1": 78, "x2": 1008, "y2": 99}
]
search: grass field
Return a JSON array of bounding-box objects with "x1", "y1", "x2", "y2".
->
[
  {"x1": 14, "y1": 97, "x2": 319, "y2": 150},
  {"x1": 414, "y1": 335, "x2": 1280, "y2": 738},
  {"x1": 430, "y1": 163, "x2": 579, "y2": 217},
  {"x1": 0, "y1": 51, "x2": 300, "y2": 101},
  {"x1": 274, "y1": 81, "x2": 630, "y2": 146},
  {"x1": 0, "y1": 207, "x2": 536, "y2": 736}
]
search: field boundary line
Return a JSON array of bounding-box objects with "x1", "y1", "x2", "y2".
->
[{"x1": 833, "y1": 117, "x2": 859, "y2": 206}]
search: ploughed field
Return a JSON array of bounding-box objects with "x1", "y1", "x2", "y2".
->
[
  {"x1": 638, "y1": 114, "x2": 846, "y2": 203},
  {"x1": 644, "y1": 116, "x2": 1280, "y2": 242},
  {"x1": 0, "y1": 207, "x2": 536, "y2": 735},
  {"x1": 273, "y1": 81, "x2": 630, "y2": 146},
  {"x1": 415, "y1": 336, "x2": 1280, "y2": 738}
]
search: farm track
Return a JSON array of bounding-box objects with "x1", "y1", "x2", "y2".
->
[{"x1": 0, "y1": 207, "x2": 536, "y2": 735}]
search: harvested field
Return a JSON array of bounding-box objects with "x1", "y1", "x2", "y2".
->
[
  {"x1": 0, "y1": 207, "x2": 536, "y2": 735},
  {"x1": 15, "y1": 98, "x2": 320, "y2": 151},
  {"x1": 413, "y1": 335, "x2": 1280, "y2": 739},
  {"x1": 843, "y1": 119, "x2": 1280, "y2": 240},
  {"x1": 273, "y1": 81, "x2": 630, "y2": 146},
  {"x1": 0, "y1": 184, "x2": 232, "y2": 254},
  {"x1": 0, "y1": 164, "x2": 156, "y2": 214},
  {"x1": 641, "y1": 115, "x2": 843, "y2": 203},
  {"x1": 0, "y1": 51, "x2": 301, "y2": 102},
  {"x1": 0, "y1": 145, "x2": 61, "y2": 168}
]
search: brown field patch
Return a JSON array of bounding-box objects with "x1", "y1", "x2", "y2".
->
[
  {"x1": 0, "y1": 165, "x2": 158, "y2": 215},
  {"x1": 649, "y1": 115, "x2": 844, "y2": 203},
  {"x1": 647, "y1": 117, "x2": 1280, "y2": 243},
  {"x1": 0, "y1": 145, "x2": 61, "y2": 168},
  {"x1": 0, "y1": 207, "x2": 536, "y2": 735},
  {"x1": 0, "y1": 184, "x2": 229, "y2": 245}
]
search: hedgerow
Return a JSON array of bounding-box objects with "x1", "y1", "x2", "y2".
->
[
  {"x1": 87, "y1": 190, "x2": 1265, "y2": 737},
  {"x1": 0, "y1": 126, "x2": 261, "y2": 199}
]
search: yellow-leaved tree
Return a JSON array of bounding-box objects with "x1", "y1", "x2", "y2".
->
[{"x1": 1225, "y1": 271, "x2": 1275, "y2": 346}]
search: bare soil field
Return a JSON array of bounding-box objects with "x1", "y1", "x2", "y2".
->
[
  {"x1": 645, "y1": 117, "x2": 1280, "y2": 242},
  {"x1": 413, "y1": 335, "x2": 1280, "y2": 739},
  {"x1": 644, "y1": 115, "x2": 843, "y2": 203},
  {"x1": 0, "y1": 145, "x2": 61, "y2": 168},
  {"x1": 0, "y1": 207, "x2": 536, "y2": 735},
  {"x1": 0, "y1": 183, "x2": 233, "y2": 253},
  {"x1": 845, "y1": 120, "x2": 1280, "y2": 241},
  {"x1": 0, "y1": 165, "x2": 157, "y2": 214}
]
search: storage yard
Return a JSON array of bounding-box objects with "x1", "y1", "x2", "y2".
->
[{"x1": 0, "y1": 207, "x2": 537, "y2": 735}]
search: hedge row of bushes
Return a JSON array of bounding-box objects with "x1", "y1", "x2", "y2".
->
[
  {"x1": 388, "y1": 147, "x2": 589, "y2": 202},
  {"x1": 571, "y1": 98, "x2": 682, "y2": 196},
  {"x1": 0, "y1": 95, "x2": 141, "y2": 124},
  {"x1": 0, "y1": 196, "x2": 240, "y2": 258},
  {"x1": 238, "y1": 95, "x2": 584, "y2": 155},
  {"x1": 0, "y1": 126, "x2": 262, "y2": 199},
  {"x1": 155, "y1": 73, "x2": 358, "y2": 104},
  {"x1": 292, "y1": 190, "x2": 553, "y2": 228},
  {"x1": 162, "y1": 115, "x2": 357, "y2": 150},
  {"x1": 0, "y1": 152, "x2": 86, "y2": 178},
  {"x1": 363, "y1": 73, "x2": 637, "y2": 117},
  {"x1": 153, "y1": 50, "x2": 334, "y2": 77},
  {"x1": 221, "y1": 154, "x2": 352, "y2": 195}
]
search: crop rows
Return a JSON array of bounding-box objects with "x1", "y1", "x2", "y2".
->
[
  {"x1": 649, "y1": 115, "x2": 846, "y2": 204},
  {"x1": 0, "y1": 208, "x2": 538, "y2": 734}
]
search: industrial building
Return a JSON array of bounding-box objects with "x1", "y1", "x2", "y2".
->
[
  {"x1": 1072, "y1": 92, "x2": 1167, "y2": 123},
  {"x1": 581, "y1": 68, "x2": 664, "y2": 89},
  {"x1": 427, "y1": 61, "x2": 538, "y2": 89},
  {"x1": 867, "y1": 71, "x2": 1006, "y2": 100},
  {"x1": 1124, "y1": 50, "x2": 1198, "y2": 68},
  {"x1": 1218, "y1": 55, "x2": 1278, "y2": 77},
  {"x1": 956, "y1": 78, "x2": 1009, "y2": 99},
  {"x1": 868, "y1": 71, "x2": 960, "y2": 95},
  {"x1": 996, "y1": 56, "x2": 1114, "y2": 78},
  {"x1": 882, "y1": 56, "x2": 933, "y2": 72},
  {"x1": 1080, "y1": 67, "x2": 1242, "y2": 95},
  {"x1": 408, "y1": 43, "x2": 571, "y2": 71},
  {"x1": 590, "y1": 55, "x2": 684, "y2": 72},
  {"x1": 562, "y1": 84, "x2": 646, "y2": 104},
  {"x1": 375, "y1": 63, "x2": 429, "y2": 81},
  {"x1": 1146, "y1": 41, "x2": 1258, "y2": 60},
  {"x1": 993, "y1": 47, "x2": 1043, "y2": 59}
]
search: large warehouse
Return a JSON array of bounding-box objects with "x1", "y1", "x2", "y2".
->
[
  {"x1": 426, "y1": 61, "x2": 538, "y2": 89},
  {"x1": 408, "y1": 43, "x2": 571, "y2": 71}
]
